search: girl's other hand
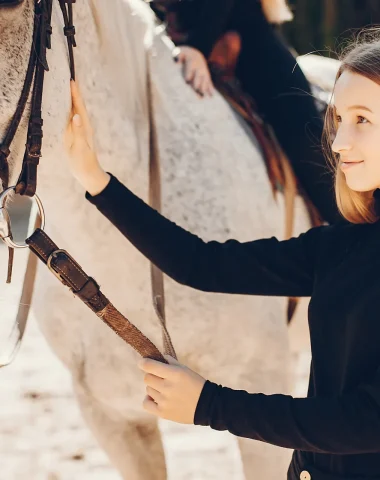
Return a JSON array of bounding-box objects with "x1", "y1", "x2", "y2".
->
[
  {"x1": 175, "y1": 46, "x2": 214, "y2": 98},
  {"x1": 139, "y1": 355, "x2": 206, "y2": 424}
]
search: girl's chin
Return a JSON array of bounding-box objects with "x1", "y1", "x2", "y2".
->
[{"x1": 345, "y1": 181, "x2": 374, "y2": 193}]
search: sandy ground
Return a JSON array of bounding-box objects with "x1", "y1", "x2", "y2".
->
[{"x1": 0, "y1": 200, "x2": 311, "y2": 480}]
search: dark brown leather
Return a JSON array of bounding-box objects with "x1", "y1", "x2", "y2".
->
[
  {"x1": 16, "y1": 0, "x2": 53, "y2": 196},
  {"x1": 25, "y1": 227, "x2": 57, "y2": 263},
  {"x1": 26, "y1": 228, "x2": 167, "y2": 362},
  {"x1": 26, "y1": 229, "x2": 108, "y2": 313},
  {"x1": 58, "y1": 0, "x2": 77, "y2": 80}
]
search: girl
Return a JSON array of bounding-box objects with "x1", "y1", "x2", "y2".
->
[
  {"x1": 66, "y1": 32, "x2": 380, "y2": 479},
  {"x1": 162, "y1": 0, "x2": 340, "y2": 224}
]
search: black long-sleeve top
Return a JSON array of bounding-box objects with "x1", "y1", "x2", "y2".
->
[
  {"x1": 174, "y1": 0, "x2": 236, "y2": 58},
  {"x1": 87, "y1": 175, "x2": 380, "y2": 477}
]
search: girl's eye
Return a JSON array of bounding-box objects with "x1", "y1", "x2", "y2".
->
[
  {"x1": 357, "y1": 116, "x2": 369, "y2": 124},
  {"x1": 336, "y1": 115, "x2": 342, "y2": 123}
]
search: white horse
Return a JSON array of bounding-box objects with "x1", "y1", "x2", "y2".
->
[{"x1": 0, "y1": 0, "x2": 338, "y2": 478}]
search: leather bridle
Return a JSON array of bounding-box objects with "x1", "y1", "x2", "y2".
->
[{"x1": 0, "y1": 0, "x2": 76, "y2": 196}]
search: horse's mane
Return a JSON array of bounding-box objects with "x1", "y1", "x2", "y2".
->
[{"x1": 89, "y1": 0, "x2": 156, "y2": 118}]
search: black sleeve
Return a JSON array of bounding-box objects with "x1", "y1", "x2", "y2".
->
[
  {"x1": 86, "y1": 174, "x2": 326, "y2": 297},
  {"x1": 195, "y1": 373, "x2": 380, "y2": 454},
  {"x1": 180, "y1": 0, "x2": 236, "y2": 58}
]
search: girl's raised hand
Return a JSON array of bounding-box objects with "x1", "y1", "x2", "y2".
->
[{"x1": 65, "y1": 81, "x2": 110, "y2": 195}]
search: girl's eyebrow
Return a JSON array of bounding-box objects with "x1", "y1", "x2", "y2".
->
[
  {"x1": 332, "y1": 105, "x2": 373, "y2": 115},
  {"x1": 347, "y1": 105, "x2": 373, "y2": 113}
]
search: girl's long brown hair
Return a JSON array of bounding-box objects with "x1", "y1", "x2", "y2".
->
[{"x1": 323, "y1": 29, "x2": 380, "y2": 224}]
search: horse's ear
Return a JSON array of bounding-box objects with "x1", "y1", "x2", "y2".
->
[
  {"x1": 260, "y1": 0, "x2": 293, "y2": 24},
  {"x1": 0, "y1": 0, "x2": 25, "y2": 6}
]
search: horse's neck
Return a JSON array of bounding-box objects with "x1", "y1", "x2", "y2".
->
[{"x1": 34, "y1": 0, "x2": 154, "y2": 204}]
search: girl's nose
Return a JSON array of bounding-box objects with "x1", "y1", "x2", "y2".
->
[{"x1": 331, "y1": 126, "x2": 353, "y2": 154}]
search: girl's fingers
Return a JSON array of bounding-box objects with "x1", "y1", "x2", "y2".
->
[
  {"x1": 185, "y1": 62, "x2": 196, "y2": 83},
  {"x1": 70, "y1": 114, "x2": 90, "y2": 149},
  {"x1": 70, "y1": 81, "x2": 87, "y2": 115},
  {"x1": 139, "y1": 358, "x2": 171, "y2": 378},
  {"x1": 205, "y1": 78, "x2": 214, "y2": 97},
  {"x1": 143, "y1": 372, "x2": 164, "y2": 390},
  {"x1": 200, "y1": 76, "x2": 210, "y2": 96},
  {"x1": 146, "y1": 386, "x2": 163, "y2": 403},
  {"x1": 142, "y1": 395, "x2": 160, "y2": 416},
  {"x1": 175, "y1": 51, "x2": 186, "y2": 64},
  {"x1": 70, "y1": 81, "x2": 94, "y2": 139},
  {"x1": 192, "y1": 71, "x2": 203, "y2": 93},
  {"x1": 72, "y1": 113, "x2": 83, "y2": 129}
]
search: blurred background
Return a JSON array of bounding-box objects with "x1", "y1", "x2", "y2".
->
[{"x1": 283, "y1": 0, "x2": 380, "y2": 55}]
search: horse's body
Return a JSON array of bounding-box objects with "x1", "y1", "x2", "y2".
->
[{"x1": 0, "y1": 1, "x2": 336, "y2": 477}]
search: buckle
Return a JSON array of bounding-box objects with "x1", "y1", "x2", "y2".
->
[{"x1": 47, "y1": 249, "x2": 76, "y2": 290}]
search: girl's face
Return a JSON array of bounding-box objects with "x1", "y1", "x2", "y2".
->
[{"x1": 332, "y1": 71, "x2": 380, "y2": 192}]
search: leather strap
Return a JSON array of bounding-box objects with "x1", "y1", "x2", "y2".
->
[
  {"x1": 13, "y1": 0, "x2": 76, "y2": 198},
  {"x1": 147, "y1": 66, "x2": 177, "y2": 359},
  {"x1": 16, "y1": 0, "x2": 54, "y2": 197},
  {"x1": 25, "y1": 228, "x2": 167, "y2": 362},
  {"x1": 6, "y1": 246, "x2": 14, "y2": 284},
  {"x1": 58, "y1": 0, "x2": 77, "y2": 81}
]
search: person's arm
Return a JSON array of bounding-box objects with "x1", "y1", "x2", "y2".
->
[
  {"x1": 86, "y1": 172, "x2": 325, "y2": 297},
  {"x1": 66, "y1": 81, "x2": 325, "y2": 298},
  {"x1": 194, "y1": 372, "x2": 380, "y2": 454}
]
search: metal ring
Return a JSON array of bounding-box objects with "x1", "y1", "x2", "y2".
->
[{"x1": 0, "y1": 186, "x2": 45, "y2": 249}]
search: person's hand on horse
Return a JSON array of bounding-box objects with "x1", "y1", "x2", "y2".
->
[
  {"x1": 175, "y1": 46, "x2": 214, "y2": 98},
  {"x1": 65, "y1": 80, "x2": 110, "y2": 196},
  {"x1": 139, "y1": 355, "x2": 206, "y2": 424}
]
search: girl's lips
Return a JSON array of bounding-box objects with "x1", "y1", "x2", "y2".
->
[{"x1": 340, "y1": 161, "x2": 364, "y2": 170}]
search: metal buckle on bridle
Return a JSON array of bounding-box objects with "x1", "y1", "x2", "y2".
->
[
  {"x1": 0, "y1": 186, "x2": 45, "y2": 249},
  {"x1": 46, "y1": 249, "x2": 75, "y2": 288}
]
